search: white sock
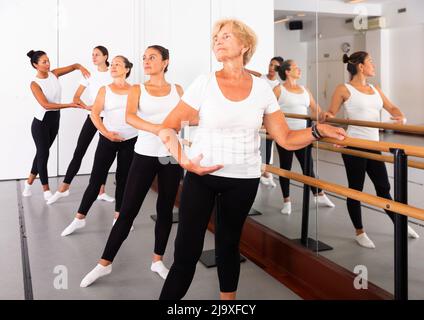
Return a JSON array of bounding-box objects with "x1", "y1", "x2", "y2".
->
[
  {"x1": 356, "y1": 232, "x2": 376, "y2": 249},
  {"x1": 97, "y1": 193, "x2": 115, "y2": 202},
  {"x1": 112, "y1": 218, "x2": 134, "y2": 231},
  {"x1": 22, "y1": 181, "x2": 32, "y2": 197},
  {"x1": 80, "y1": 264, "x2": 112, "y2": 288},
  {"x1": 43, "y1": 190, "x2": 53, "y2": 201},
  {"x1": 408, "y1": 225, "x2": 420, "y2": 239},
  {"x1": 315, "y1": 194, "x2": 335, "y2": 208},
  {"x1": 281, "y1": 202, "x2": 292, "y2": 215},
  {"x1": 151, "y1": 261, "x2": 169, "y2": 280},
  {"x1": 46, "y1": 190, "x2": 70, "y2": 205},
  {"x1": 61, "y1": 218, "x2": 86, "y2": 237}
]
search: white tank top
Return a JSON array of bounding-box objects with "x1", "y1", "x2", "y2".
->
[
  {"x1": 79, "y1": 69, "x2": 112, "y2": 115},
  {"x1": 278, "y1": 85, "x2": 310, "y2": 130},
  {"x1": 343, "y1": 83, "x2": 383, "y2": 141},
  {"x1": 32, "y1": 72, "x2": 62, "y2": 120},
  {"x1": 102, "y1": 86, "x2": 138, "y2": 140},
  {"x1": 134, "y1": 84, "x2": 180, "y2": 157},
  {"x1": 260, "y1": 75, "x2": 280, "y2": 89}
]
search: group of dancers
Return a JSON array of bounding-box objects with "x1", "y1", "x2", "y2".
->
[{"x1": 22, "y1": 18, "x2": 418, "y2": 300}]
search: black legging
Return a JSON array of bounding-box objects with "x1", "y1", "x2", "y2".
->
[
  {"x1": 63, "y1": 115, "x2": 107, "y2": 185},
  {"x1": 341, "y1": 147, "x2": 395, "y2": 230},
  {"x1": 159, "y1": 172, "x2": 259, "y2": 300},
  {"x1": 78, "y1": 134, "x2": 136, "y2": 215},
  {"x1": 276, "y1": 144, "x2": 321, "y2": 198},
  {"x1": 101, "y1": 153, "x2": 183, "y2": 261},
  {"x1": 265, "y1": 139, "x2": 273, "y2": 164},
  {"x1": 30, "y1": 111, "x2": 60, "y2": 185}
]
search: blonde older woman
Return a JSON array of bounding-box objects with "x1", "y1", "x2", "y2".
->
[{"x1": 158, "y1": 19, "x2": 346, "y2": 300}]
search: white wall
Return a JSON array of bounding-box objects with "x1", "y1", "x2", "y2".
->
[
  {"x1": 274, "y1": 23, "x2": 308, "y2": 86},
  {"x1": 0, "y1": 0, "x2": 274, "y2": 180},
  {"x1": 387, "y1": 24, "x2": 424, "y2": 124}
]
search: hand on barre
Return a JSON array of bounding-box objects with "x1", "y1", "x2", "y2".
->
[{"x1": 390, "y1": 116, "x2": 407, "y2": 125}]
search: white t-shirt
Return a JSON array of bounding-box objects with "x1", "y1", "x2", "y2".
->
[
  {"x1": 134, "y1": 84, "x2": 181, "y2": 157},
  {"x1": 32, "y1": 72, "x2": 61, "y2": 121},
  {"x1": 79, "y1": 69, "x2": 112, "y2": 115},
  {"x1": 260, "y1": 75, "x2": 280, "y2": 89},
  {"x1": 343, "y1": 83, "x2": 383, "y2": 141},
  {"x1": 278, "y1": 85, "x2": 310, "y2": 130},
  {"x1": 182, "y1": 72, "x2": 280, "y2": 179},
  {"x1": 102, "y1": 86, "x2": 138, "y2": 140}
]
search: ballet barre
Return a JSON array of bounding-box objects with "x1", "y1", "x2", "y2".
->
[
  {"x1": 284, "y1": 113, "x2": 424, "y2": 135},
  {"x1": 312, "y1": 142, "x2": 424, "y2": 170}
]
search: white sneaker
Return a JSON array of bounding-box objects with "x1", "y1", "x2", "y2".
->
[
  {"x1": 281, "y1": 202, "x2": 292, "y2": 215},
  {"x1": 356, "y1": 232, "x2": 376, "y2": 249},
  {"x1": 43, "y1": 190, "x2": 53, "y2": 201},
  {"x1": 267, "y1": 175, "x2": 277, "y2": 188},
  {"x1": 112, "y1": 218, "x2": 134, "y2": 232},
  {"x1": 61, "y1": 218, "x2": 86, "y2": 236},
  {"x1": 22, "y1": 181, "x2": 32, "y2": 197},
  {"x1": 97, "y1": 193, "x2": 115, "y2": 202},
  {"x1": 260, "y1": 176, "x2": 270, "y2": 186},
  {"x1": 150, "y1": 261, "x2": 169, "y2": 280},
  {"x1": 80, "y1": 264, "x2": 112, "y2": 288},
  {"x1": 46, "y1": 190, "x2": 70, "y2": 205},
  {"x1": 408, "y1": 225, "x2": 420, "y2": 239},
  {"x1": 314, "y1": 194, "x2": 335, "y2": 208}
]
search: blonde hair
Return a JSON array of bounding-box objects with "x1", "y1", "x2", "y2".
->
[{"x1": 212, "y1": 19, "x2": 257, "y2": 66}]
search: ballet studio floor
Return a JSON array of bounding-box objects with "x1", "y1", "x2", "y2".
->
[{"x1": 2, "y1": 132, "x2": 424, "y2": 300}]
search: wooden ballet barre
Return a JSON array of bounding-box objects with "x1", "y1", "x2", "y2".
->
[
  {"x1": 260, "y1": 125, "x2": 424, "y2": 158},
  {"x1": 284, "y1": 113, "x2": 424, "y2": 135},
  {"x1": 265, "y1": 164, "x2": 424, "y2": 221},
  {"x1": 321, "y1": 137, "x2": 424, "y2": 159},
  {"x1": 312, "y1": 142, "x2": 424, "y2": 170}
]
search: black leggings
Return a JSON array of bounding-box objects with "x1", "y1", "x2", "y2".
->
[
  {"x1": 30, "y1": 111, "x2": 60, "y2": 185},
  {"x1": 159, "y1": 172, "x2": 259, "y2": 300},
  {"x1": 276, "y1": 144, "x2": 321, "y2": 198},
  {"x1": 64, "y1": 115, "x2": 106, "y2": 185},
  {"x1": 341, "y1": 147, "x2": 395, "y2": 230},
  {"x1": 78, "y1": 134, "x2": 136, "y2": 215},
  {"x1": 265, "y1": 139, "x2": 273, "y2": 164},
  {"x1": 101, "y1": 153, "x2": 183, "y2": 261}
]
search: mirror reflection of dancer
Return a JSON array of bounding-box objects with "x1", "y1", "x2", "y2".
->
[
  {"x1": 61, "y1": 56, "x2": 137, "y2": 237},
  {"x1": 157, "y1": 19, "x2": 346, "y2": 300},
  {"x1": 273, "y1": 59, "x2": 335, "y2": 215},
  {"x1": 247, "y1": 56, "x2": 284, "y2": 188},
  {"x1": 22, "y1": 50, "x2": 89, "y2": 200},
  {"x1": 323, "y1": 51, "x2": 419, "y2": 248},
  {"x1": 79, "y1": 46, "x2": 185, "y2": 287},
  {"x1": 48, "y1": 46, "x2": 114, "y2": 205}
]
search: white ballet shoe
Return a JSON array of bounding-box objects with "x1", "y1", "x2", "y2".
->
[
  {"x1": 408, "y1": 225, "x2": 420, "y2": 239},
  {"x1": 150, "y1": 261, "x2": 169, "y2": 280},
  {"x1": 314, "y1": 194, "x2": 335, "y2": 208},
  {"x1": 43, "y1": 190, "x2": 53, "y2": 201},
  {"x1": 356, "y1": 232, "x2": 376, "y2": 249},
  {"x1": 267, "y1": 175, "x2": 277, "y2": 188},
  {"x1": 61, "y1": 218, "x2": 86, "y2": 236},
  {"x1": 97, "y1": 193, "x2": 115, "y2": 202},
  {"x1": 260, "y1": 176, "x2": 270, "y2": 186},
  {"x1": 112, "y1": 218, "x2": 134, "y2": 232},
  {"x1": 80, "y1": 264, "x2": 112, "y2": 288},
  {"x1": 46, "y1": 190, "x2": 70, "y2": 205},
  {"x1": 22, "y1": 181, "x2": 32, "y2": 197},
  {"x1": 280, "y1": 202, "x2": 292, "y2": 215}
]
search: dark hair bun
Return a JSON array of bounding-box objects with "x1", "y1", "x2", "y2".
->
[
  {"x1": 343, "y1": 54, "x2": 350, "y2": 64},
  {"x1": 27, "y1": 50, "x2": 35, "y2": 59},
  {"x1": 129, "y1": 62, "x2": 134, "y2": 68}
]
